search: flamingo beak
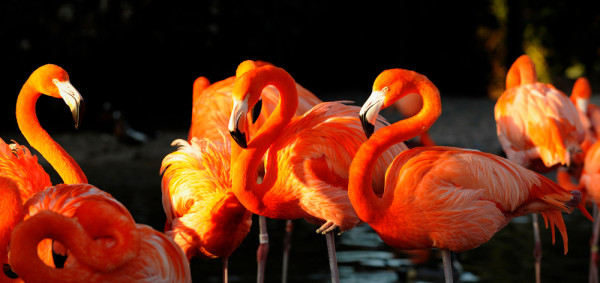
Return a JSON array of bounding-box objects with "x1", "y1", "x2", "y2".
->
[
  {"x1": 229, "y1": 97, "x2": 249, "y2": 148},
  {"x1": 359, "y1": 88, "x2": 387, "y2": 138},
  {"x1": 53, "y1": 79, "x2": 84, "y2": 129},
  {"x1": 251, "y1": 97, "x2": 262, "y2": 124}
]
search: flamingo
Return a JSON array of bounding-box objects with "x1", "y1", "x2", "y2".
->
[
  {"x1": 348, "y1": 68, "x2": 593, "y2": 283},
  {"x1": 171, "y1": 60, "x2": 322, "y2": 282},
  {"x1": 227, "y1": 65, "x2": 405, "y2": 282},
  {"x1": 161, "y1": 137, "x2": 252, "y2": 282},
  {"x1": 579, "y1": 140, "x2": 600, "y2": 283},
  {"x1": 8, "y1": 184, "x2": 192, "y2": 283},
  {"x1": 494, "y1": 55, "x2": 586, "y2": 282},
  {"x1": 0, "y1": 64, "x2": 86, "y2": 281},
  {"x1": 495, "y1": 55, "x2": 585, "y2": 172}
]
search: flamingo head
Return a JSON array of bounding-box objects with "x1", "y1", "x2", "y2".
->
[
  {"x1": 360, "y1": 69, "x2": 425, "y2": 138},
  {"x1": 29, "y1": 64, "x2": 84, "y2": 129}
]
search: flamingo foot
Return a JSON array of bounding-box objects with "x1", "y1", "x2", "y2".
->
[{"x1": 316, "y1": 221, "x2": 338, "y2": 235}]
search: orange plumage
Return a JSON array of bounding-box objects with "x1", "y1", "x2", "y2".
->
[
  {"x1": 494, "y1": 55, "x2": 585, "y2": 172},
  {"x1": 9, "y1": 184, "x2": 191, "y2": 283},
  {"x1": 161, "y1": 137, "x2": 251, "y2": 260}
]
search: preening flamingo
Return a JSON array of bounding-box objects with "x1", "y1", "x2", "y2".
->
[
  {"x1": 161, "y1": 137, "x2": 251, "y2": 282},
  {"x1": 173, "y1": 60, "x2": 322, "y2": 282},
  {"x1": 495, "y1": 55, "x2": 585, "y2": 172},
  {"x1": 0, "y1": 64, "x2": 86, "y2": 281},
  {"x1": 348, "y1": 68, "x2": 592, "y2": 283},
  {"x1": 495, "y1": 55, "x2": 586, "y2": 282},
  {"x1": 227, "y1": 65, "x2": 405, "y2": 282},
  {"x1": 8, "y1": 184, "x2": 191, "y2": 283}
]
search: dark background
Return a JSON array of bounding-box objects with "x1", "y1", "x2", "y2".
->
[{"x1": 2, "y1": 0, "x2": 600, "y2": 135}]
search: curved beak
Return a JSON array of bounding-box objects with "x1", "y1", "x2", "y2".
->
[
  {"x1": 229, "y1": 97, "x2": 249, "y2": 148},
  {"x1": 53, "y1": 79, "x2": 84, "y2": 129},
  {"x1": 251, "y1": 97, "x2": 262, "y2": 124},
  {"x1": 359, "y1": 88, "x2": 387, "y2": 138}
]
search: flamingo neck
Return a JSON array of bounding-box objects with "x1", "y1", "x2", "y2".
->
[
  {"x1": 16, "y1": 84, "x2": 87, "y2": 184},
  {"x1": 231, "y1": 70, "x2": 298, "y2": 214},
  {"x1": 9, "y1": 201, "x2": 139, "y2": 282},
  {"x1": 506, "y1": 55, "x2": 538, "y2": 89},
  {"x1": 349, "y1": 79, "x2": 441, "y2": 223}
]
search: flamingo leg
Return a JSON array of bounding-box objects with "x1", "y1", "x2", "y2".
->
[
  {"x1": 590, "y1": 204, "x2": 600, "y2": 283},
  {"x1": 325, "y1": 231, "x2": 340, "y2": 283},
  {"x1": 222, "y1": 257, "x2": 229, "y2": 283},
  {"x1": 256, "y1": 215, "x2": 269, "y2": 283},
  {"x1": 441, "y1": 249, "x2": 454, "y2": 283},
  {"x1": 532, "y1": 213, "x2": 542, "y2": 283},
  {"x1": 282, "y1": 220, "x2": 293, "y2": 283}
]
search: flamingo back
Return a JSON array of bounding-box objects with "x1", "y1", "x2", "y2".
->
[
  {"x1": 378, "y1": 146, "x2": 581, "y2": 253},
  {"x1": 495, "y1": 83, "x2": 584, "y2": 168}
]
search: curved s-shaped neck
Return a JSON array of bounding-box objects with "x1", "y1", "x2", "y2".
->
[
  {"x1": 16, "y1": 83, "x2": 87, "y2": 184},
  {"x1": 349, "y1": 73, "x2": 441, "y2": 222},
  {"x1": 230, "y1": 66, "x2": 298, "y2": 213}
]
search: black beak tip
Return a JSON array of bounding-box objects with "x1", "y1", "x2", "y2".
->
[
  {"x1": 3, "y1": 263, "x2": 18, "y2": 279},
  {"x1": 230, "y1": 129, "x2": 248, "y2": 149},
  {"x1": 360, "y1": 114, "x2": 375, "y2": 139}
]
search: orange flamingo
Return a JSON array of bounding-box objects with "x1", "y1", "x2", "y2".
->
[
  {"x1": 176, "y1": 60, "x2": 322, "y2": 282},
  {"x1": 228, "y1": 65, "x2": 405, "y2": 282},
  {"x1": 495, "y1": 55, "x2": 585, "y2": 172},
  {"x1": 8, "y1": 184, "x2": 191, "y2": 282},
  {"x1": 348, "y1": 68, "x2": 592, "y2": 283},
  {"x1": 161, "y1": 137, "x2": 251, "y2": 282},
  {"x1": 0, "y1": 64, "x2": 86, "y2": 281},
  {"x1": 495, "y1": 55, "x2": 586, "y2": 282}
]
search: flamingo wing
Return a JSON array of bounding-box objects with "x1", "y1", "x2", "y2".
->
[
  {"x1": 382, "y1": 146, "x2": 581, "y2": 253},
  {"x1": 0, "y1": 138, "x2": 51, "y2": 201}
]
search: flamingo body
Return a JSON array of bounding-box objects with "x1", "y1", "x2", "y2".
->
[
  {"x1": 367, "y1": 146, "x2": 579, "y2": 253},
  {"x1": 495, "y1": 82, "x2": 584, "y2": 169},
  {"x1": 10, "y1": 184, "x2": 191, "y2": 283},
  {"x1": 161, "y1": 137, "x2": 252, "y2": 259}
]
